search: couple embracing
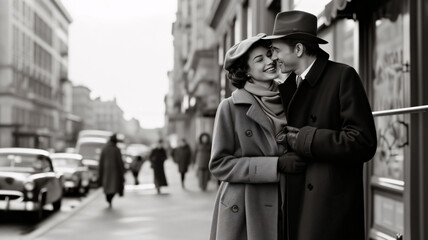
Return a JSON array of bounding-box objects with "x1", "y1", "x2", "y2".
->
[{"x1": 208, "y1": 10, "x2": 377, "y2": 240}]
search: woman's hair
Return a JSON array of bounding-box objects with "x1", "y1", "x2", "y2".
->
[{"x1": 227, "y1": 40, "x2": 271, "y2": 89}]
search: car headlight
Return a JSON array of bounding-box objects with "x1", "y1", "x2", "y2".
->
[{"x1": 24, "y1": 181, "x2": 35, "y2": 191}]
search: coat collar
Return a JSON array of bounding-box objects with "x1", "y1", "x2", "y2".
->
[
  {"x1": 286, "y1": 49, "x2": 329, "y2": 87},
  {"x1": 231, "y1": 89, "x2": 273, "y2": 134}
]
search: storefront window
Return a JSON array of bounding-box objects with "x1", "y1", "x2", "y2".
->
[
  {"x1": 370, "y1": 0, "x2": 409, "y2": 238},
  {"x1": 372, "y1": 0, "x2": 408, "y2": 181}
]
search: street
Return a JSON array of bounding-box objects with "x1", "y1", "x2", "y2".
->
[{"x1": 0, "y1": 159, "x2": 218, "y2": 240}]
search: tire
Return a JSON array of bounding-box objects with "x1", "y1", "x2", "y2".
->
[
  {"x1": 52, "y1": 197, "x2": 62, "y2": 212},
  {"x1": 84, "y1": 186, "x2": 90, "y2": 194}
]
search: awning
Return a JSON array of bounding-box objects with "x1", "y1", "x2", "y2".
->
[{"x1": 324, "y1": 0, "x2": 354, "y2": 26}]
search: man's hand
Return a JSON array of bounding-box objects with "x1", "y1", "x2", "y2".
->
[
  {"x1": 277, "y1": 152, "x2": 306, "y2": 173},
  {"x1": 286, "y1": 126, "x2": 300, "y2": 151}
]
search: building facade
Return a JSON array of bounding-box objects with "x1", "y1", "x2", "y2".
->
[
  {"x1": 170, "y1": 0, "x2": 428, "y2": 239},
  {"x1": 0, "y1": 0, "x2": 73, "y2": 150},
  {"x1": 167, "y1": 0, "x2": 220, "y2": 148},
  {"x1": 92, "y1": 97, "x2": 125, "y2": 135},
  {"x1": 72, "y1": 85, "x2": 95, "y2": 130}
]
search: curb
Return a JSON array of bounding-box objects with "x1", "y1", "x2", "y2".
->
[{"x1": 23, "y1": 188, "x2": 103, "y2": 240}]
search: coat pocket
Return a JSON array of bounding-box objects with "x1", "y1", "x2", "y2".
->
[{"x1": 220, "y1": 183, "x2": 241, "y2": 207}]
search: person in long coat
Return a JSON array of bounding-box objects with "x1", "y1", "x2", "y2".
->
[
  {"x1": 265, "y1": 11, "x2": 377, "y2": 240},
  {"x1": 171, "y1": 138, "x2": 192, "y2": 188},
  {"x1": 195, "y1": 133, "x2": 212, "y2": 191},
  {"x1": 98, "y1": 134, "x2": 125, "y2": 208},
  {"x1": 149, "y1": 139, "x2": 168, "y2": 194},
  {"x1": 209, "y1": 34, "x2": 307, "y2": 240}
]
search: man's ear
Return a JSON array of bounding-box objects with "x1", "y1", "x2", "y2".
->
[{"x1": 295, "y1": 43, "x2": 304, "y2": 57}]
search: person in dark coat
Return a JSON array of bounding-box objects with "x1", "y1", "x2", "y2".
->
[
  {"x1": 149, "y1": 139, "x2": 168, "y2": 194},
  {"x1": 130, "y1": 155, "x2": 144, "y2": 185},
  {"x1": 265, "y1": 10, "x2": 377, "y2": 240},
  {"x1": 98, "y1": 134, "x2": 125, "y2": 208},
  {"x1": 195, "y1": 133, "x2": 212, "y2": 191},
  {"x1": 171, "y1": 138, "x2": 192, "y2": 189}
]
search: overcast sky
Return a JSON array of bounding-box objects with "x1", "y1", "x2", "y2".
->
[{"x1": 61, "y1": 0, "x2": 177, "y2": 129}]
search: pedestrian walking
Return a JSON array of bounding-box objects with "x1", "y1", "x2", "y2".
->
[
  {"x1": 209, "y1": 33, "x2": 306, "y2": 240},
  {"x1": 149, "y1": 139, "x2": 168, "y2": 194},
  {"x1": 264, "y1": 10, "x2": 377, "y2": 240},
  {"x1": 194, "y1": 133, "x2": 211, "y2": 191},
  {"x1": 171, "y1": 138, "x2": 192, "y2": 189},
  {"x1": 98, "y1": 134, "x2": 125, "y2": 208},
  {"x1": 130, "y1": 155, "x2": 144, "y2": 185}
]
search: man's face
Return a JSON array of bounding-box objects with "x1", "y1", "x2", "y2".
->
[{"x1": 270, "y1": 39, "x2": 298, "y2": 74}]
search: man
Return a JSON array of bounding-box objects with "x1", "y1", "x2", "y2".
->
[
  {"x1": 264, "y1": 11, "x2": 377, "y2": 240},
  {"x1": 98, "y1": 134, "x2": 125, "y2": 208}
]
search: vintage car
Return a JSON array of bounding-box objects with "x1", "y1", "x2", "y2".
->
[
  {"x1": 75, "y1": 137, "x2": 106, "y2": 186},
  {"x1": 0, "y1": 148, "x2": 63, "y2": 220},
  {"x1": 50, "y1": 153, "x2": 90, "y2": 195}
]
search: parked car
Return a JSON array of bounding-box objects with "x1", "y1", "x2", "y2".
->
[
  {"x1": 50, "y1": 153, "x2": 90, "y2": 195},
  {"x1": 0, "y1": 148, "x2": 63, "y2": 220}
]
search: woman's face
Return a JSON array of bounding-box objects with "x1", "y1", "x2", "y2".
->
[{"x1": 247, "y1": 46, "x2": 278, "y2": 84}]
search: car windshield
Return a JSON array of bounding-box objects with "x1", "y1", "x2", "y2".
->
[
  {"x1": 78, "y1": 143, "x2": 104, "y2": 160},
  {"x1": 0, "y1": 153, "x2": 49, "y2": 172},
  {"x1": 52, "y1": 158, "x2": 80, "y2": 168}
]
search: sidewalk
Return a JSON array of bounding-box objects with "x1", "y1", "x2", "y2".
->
[{"x1": 29, "y1": 159, "x2": 218, "y2": 240}]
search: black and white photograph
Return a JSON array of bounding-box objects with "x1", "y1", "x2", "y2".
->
[{"x1": 0, "y1": 0, "x2": 427, "y2": 239}]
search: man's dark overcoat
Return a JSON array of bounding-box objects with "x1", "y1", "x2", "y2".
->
[
  {"x1": 98, "y1": 142, "x2": 125, "y2": 195},
  {"x1": 279, "y1": 50, "x2": 377, "y2": 240},
  {"x1": 149, "y1": 147, "x2": 168, "y2": 187}
]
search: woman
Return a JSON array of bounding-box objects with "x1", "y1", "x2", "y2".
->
[
  {"x1": 209, "y1": 33, "x2": 306, "y2": 240},
  {"x1": 149, "y1": 139, "x2": 168, "y2": 194},
  {"x1": 195, "y1": 133, "x2": 212, "y2": 191},
  {"x1": 98, "y1": 134, "x2": 125, "y2": 208}
]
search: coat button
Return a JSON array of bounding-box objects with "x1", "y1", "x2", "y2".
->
[
  {"x1": 231, "y1": 205, "x2": 239, "y2": 213},
  {"x1": 307, "y1": 183, "x2": 313, "y2": 191},
  {"x1": 310, "y1": 114, "x2": 317, "y2": 122},
  {"x1": 245, "y1": 130, "x2": 253, "y2": 137}
]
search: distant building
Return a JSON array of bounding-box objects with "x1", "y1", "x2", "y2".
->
[
  {"x1": 167, "y1": 0, "x2": 220, "y2": 148},
  {"x1": 93, "y1": 97, "x2": 125, "y2": 135},
  {"x1": 0, "y1": 0, "x2": 74, "y2": 150},
  {"x1": 72, "y1": 85, "x2": 96, "y2": 130}
]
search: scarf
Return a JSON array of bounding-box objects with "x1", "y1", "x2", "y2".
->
[{"x1": 244, "y1": 80, "x2": 288, "y2": 135}]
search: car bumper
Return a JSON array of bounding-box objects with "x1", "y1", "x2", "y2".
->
[{"x1": 0, "y1": 190, "x2": 40, "y2": 211}]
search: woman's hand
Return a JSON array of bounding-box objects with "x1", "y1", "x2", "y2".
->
[{"x1": 277, "y1": 152, "x2": 306, "y2": 173}]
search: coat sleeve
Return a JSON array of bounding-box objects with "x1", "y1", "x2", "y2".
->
[
  {"x1": 295, "y1": 66, "x2": 377, "y2": 163},
  {"x1": 209, "y1": 99, "x2": 279, "y2": 184}
]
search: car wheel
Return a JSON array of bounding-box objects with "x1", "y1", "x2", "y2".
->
[
  {"x1": 52, "y1": 197, "x2": 62, "y2": 211},
  {"x1": 84, "y1": 186, "x2": 90, "y2": 194}
]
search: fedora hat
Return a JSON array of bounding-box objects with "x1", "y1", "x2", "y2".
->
[
  {"x1": 263, "y1": 10, "x2": 328, "y2": 44},
  {"x1": 224, "y1": 33, "x2": 267, "y2": 71}
]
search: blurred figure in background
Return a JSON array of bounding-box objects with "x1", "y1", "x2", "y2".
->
[
  {"x1": 98, "y1": 134, "x2": 125, "y2": 208},
  {"x1": 195, "y1": 133, "x2": 212, "y2": 191},
  {"x1": 171, "y1": 138, "x2": 192, "y2": 189},
  {"x1": 149, "y1": 139, "x2": 168, "y2": 194},
  {"x1": 130, "y1": 155, "x2": 144, "y2": 185}
]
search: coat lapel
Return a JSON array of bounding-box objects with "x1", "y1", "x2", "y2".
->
[{"x1": 232, "y1": 89, "x2": 274, "y2": 134}]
